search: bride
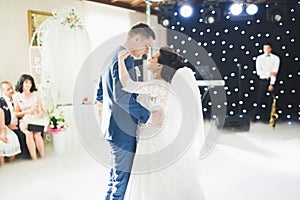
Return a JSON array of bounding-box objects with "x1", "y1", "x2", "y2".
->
[{"x1": 118, "y1": 47, "x2": 206, "y2": 200}]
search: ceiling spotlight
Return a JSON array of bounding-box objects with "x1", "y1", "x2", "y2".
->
[
  {"x1": 161, "y1": 18, "x2": 170, "y2": 27},
  {"x1": 230, "y1": 3, "x2": 243, "y2": 16},
  {"x1": 246, "y1": 4, "x2": 258, "y2": 15},
  {"x1": 203, "y1": 6, "x2": 221, "y2": 24},
  {"x1": 157, "y1": 4, "x2": 176, "y2": 28},
  {"x1": 266, "y1": 5, "x2": 287, "y2": 23},
  {"x1": 206, "y1": 15, "x2": 216, "y2": 24},
  {"x1": 274, "y1": 13, "x2": 282, "y2": 22},
  {"x1": 179, "y1": 4, "x2": 193, "y2": 18}
]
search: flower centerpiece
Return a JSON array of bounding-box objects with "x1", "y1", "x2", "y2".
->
[
  {"x1": 47, "y1": 106, "x2": 68, "y2": 134},
  {"x1": 61, "y1": 8, "x2": 83, "y2": 30}
]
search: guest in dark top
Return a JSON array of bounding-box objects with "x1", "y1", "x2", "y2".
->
[{"x1": 0, "y1": 81, "x2": 30, "y2": 159}]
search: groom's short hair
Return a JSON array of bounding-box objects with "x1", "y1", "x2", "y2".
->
[{"x1": 128, "y1": 23, "x2": 156, "y2": 40}]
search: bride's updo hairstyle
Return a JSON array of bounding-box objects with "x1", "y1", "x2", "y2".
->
[{"x1": 158, "y1": 46, "x2": 186, "y2": 83}]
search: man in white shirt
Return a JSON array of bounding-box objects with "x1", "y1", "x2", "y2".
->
[
  {"x1": 0, "y1": 81, "x2": 30, "y2": 158},
  {"x1": 253, "y1": 43, "x2": 280, "y2": 122}
]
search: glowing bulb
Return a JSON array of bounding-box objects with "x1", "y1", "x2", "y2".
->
[
  {"x1": 179, "y1": 5, "x2": 193, "y2": 18},
  {"x1": 162, "y1": 19, "x2": 170, "y2": 27},
  {"x1": 246, "y1": 4, "x2": 258, "y2": 15},
  {"x1": 230, "y1": 3, "x2": 243, "y2": 16}
]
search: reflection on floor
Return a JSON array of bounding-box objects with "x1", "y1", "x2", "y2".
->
[{"x1": 1, "y1": 122, "x2": 300, "y2": 200}]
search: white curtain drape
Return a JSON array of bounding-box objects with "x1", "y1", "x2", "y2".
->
[{"x1": 41, "y1": 10, "x2": 91, "y2": 106}]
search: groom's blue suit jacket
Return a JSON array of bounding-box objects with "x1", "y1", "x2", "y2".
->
[{"x1": 97, "y1": 46, "x2": 150, "y2": 141}]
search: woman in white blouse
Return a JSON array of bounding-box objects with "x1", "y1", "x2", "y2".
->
[{"x1": 13, "y1": 74, "x2": 45, "y2": 160}]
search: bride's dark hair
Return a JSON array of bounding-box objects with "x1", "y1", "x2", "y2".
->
[{"x1": 158, "y1": 46, "x2": 197, "y2": 83}]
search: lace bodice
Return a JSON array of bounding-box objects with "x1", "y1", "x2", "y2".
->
[
  {"x1": 123, "y1": 79, "x2": 169, "y2": 104},
  {"x1": 122, "y1": 78, "x2": 181, "y2": 154}
]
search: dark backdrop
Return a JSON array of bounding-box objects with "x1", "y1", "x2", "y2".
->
[{"x1": 165, "y1": 0, "x2": 300, "y2": 123}]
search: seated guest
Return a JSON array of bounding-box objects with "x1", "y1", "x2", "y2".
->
[
  {"x1": 0, "y1": 81, "x2": 30, "y2": 159},
  {"x1": 0, "y1": 108, "x2": 21, "y2": 166},
  {"x1": 13, "y1": 74, "x2": 45, "y2": 160}
]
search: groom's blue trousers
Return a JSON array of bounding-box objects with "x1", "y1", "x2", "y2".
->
[{"x1": 105, "y1": 136, "x2": 136, "y2": 200}]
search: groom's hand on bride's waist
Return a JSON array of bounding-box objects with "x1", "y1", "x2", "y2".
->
[{"x1": 146, "y1": 110, "x2": 164, "y2": 128}]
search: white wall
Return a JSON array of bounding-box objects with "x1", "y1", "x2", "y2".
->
[
  {"x1": 84, "y1": 1, "x2": 166, "y2": 50},
  {"x1": 0, "y1": 0, "x2": 80, "y2": 85},
  {"x1": 0, "y1": 0, "x2": 166, "y2": 92}
]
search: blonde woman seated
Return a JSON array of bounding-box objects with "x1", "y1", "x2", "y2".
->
[
  {"x1": 13, "y1": 74, "x2": 45, "y2": 160},
  {"x1": 0, "y1": 108, "x2": 21, "y2": 166}
]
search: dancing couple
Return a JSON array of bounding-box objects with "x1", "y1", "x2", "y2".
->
[{"x1": 97, "y1": 23, "x2": 205, "y2": 200}]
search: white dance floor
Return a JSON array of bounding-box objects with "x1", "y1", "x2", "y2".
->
[{"x1": 1, "y1": 121, "x2": 300, "y2": 200}]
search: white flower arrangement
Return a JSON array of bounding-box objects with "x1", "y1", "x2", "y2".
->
[{"x1": 47, "y1": 106, "x2": 68, "y2": 133}]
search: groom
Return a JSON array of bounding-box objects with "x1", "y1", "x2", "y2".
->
[{"x1": 96, "y1": 23, "x2": 163, "y2": 200}]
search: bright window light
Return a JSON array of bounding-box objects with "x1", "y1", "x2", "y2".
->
[
  {"x1": 179, "y1": 5, "x2": 193, "y2": 18},
  {"x1": 230, "y1": 3, "x2": 243, "y2": 16}
]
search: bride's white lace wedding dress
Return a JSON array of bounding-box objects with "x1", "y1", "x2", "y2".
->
[{"x1": 124, "y1": 67, "x2": 206, "y2": 200}]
